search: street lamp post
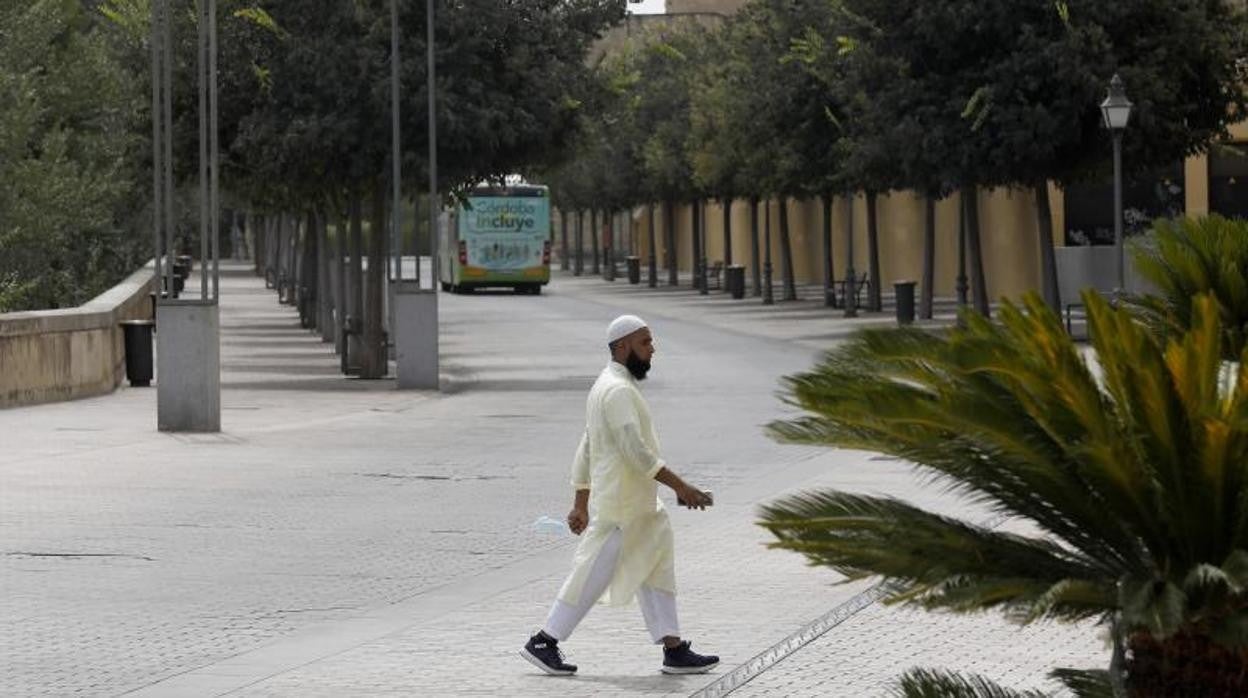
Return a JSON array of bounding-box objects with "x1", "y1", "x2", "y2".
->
[{"x1": 1100, "y1": 74, "x2": 1133, "y2": 295}]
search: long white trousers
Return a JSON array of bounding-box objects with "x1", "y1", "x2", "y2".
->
[{"x1": 543, "y1": 527, "x2": 680, "y2": 644}]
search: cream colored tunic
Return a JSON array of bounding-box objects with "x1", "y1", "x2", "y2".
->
[{"x1": 557, "y1": 362, "x2": 676, "y2": 607}]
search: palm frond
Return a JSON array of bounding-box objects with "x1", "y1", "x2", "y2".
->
[
  {"x1": 892, "y1": 668, "x2": 1049, "y2": 698},
  {"x1": 764, "y1": 290, "x2": 1248, "y2": 646},
  {"x1": 1127, "y1": 215, "x2": 1248, "y2": 360},
  {"x1": 758, "y1": 490, "x2": 1108, "y2": 619},
  {"x1": 1049, "y1": 668, "x2": 1113, "y2": 698}
]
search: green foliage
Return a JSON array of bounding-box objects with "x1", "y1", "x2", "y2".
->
[
  {"x1": 688, "y1": 0, "x2": 844, "y2": 201},
  {"x1": 1049, "y1": 668, "x2": 1113, "y2": 698},
  {"x1": 892, "y1": 667, "x2": 1111, "y2": 698},
  {"x1": 893, "y1": 668, "x2": 1048, "y2": 698},
  {"x1": 1128, "y1": 215, "x2": 1248, "y2": 360},
  {"x1": 763, "y1": 292, "x2": 1248, "y2": 645},
  {"x1": 0, "y1": 0, "x2": 148, "y2": 311}
]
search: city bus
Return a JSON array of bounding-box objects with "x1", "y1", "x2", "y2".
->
[{"x1": 437, "y1": 184, "x2": 551, "y2": 294}]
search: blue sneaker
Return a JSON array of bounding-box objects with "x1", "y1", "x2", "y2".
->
[
  {"x1": 662, "y1": 640, "x2": 719, "y2": 674},
  {"x1": 521, "y1": 632, "x2": 577, "y2": 676}
]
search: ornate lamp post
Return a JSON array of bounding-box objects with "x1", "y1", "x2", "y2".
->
[{"x1": 1100, "y1": 74, "x2": 1133, "y2": 295}]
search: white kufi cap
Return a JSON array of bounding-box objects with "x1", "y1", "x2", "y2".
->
[{"x1": 606, "y1": 314, "x2": 648, "y2": 345}]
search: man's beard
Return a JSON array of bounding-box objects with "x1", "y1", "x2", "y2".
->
[{"x1": 625, "y1": 350, "x2": 651, "y2": 380}]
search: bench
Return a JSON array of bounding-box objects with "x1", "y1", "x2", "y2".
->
[
  {"x1": 836, "y1": 273, "x2": 870, "y2": 307},
  {"x1": 706, "y1": 261, "x2": 724, "y2": 290}
]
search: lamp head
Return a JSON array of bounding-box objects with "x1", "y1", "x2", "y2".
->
[{"x1": 1101, "y1": 73, "x2": 1133, "y2": 132}]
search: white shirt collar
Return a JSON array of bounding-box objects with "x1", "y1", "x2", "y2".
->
[{"x1": 607, "y1": 360, "x2": 636, "y2": 383}]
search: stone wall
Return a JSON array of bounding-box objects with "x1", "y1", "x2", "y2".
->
[{"x1": 0, "y1": 264, "x2": 156, "y2": 408}]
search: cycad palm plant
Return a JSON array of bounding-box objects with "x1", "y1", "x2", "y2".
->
[
  {"x1": 1129, "y1": 214, "x2": 1248, "y2": 360},
  {"x1": 762, "y1": 292, "x2": 1248, "y2": 696}
]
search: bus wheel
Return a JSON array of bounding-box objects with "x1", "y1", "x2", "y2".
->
[
  {"x1": 530, "y1": 285, "x2": 543, "y2": 296},
  {"x1": 440, "y1": 282, "x2": 451, "y2": 292}
]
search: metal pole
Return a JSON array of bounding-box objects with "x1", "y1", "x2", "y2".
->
[
  {"x1": 150, "y1": 0, "x2": 163, "y2": 295},
  {"x1": 210, "y1": 0, "x2": 220, "y2": 300},
  {"x1": 391, "y1": 0, "x2": 402, "y2": 284},
  {"x1": 162, "y1": 0, "x2": 174, "y2": 299},
  {"x1": 1113, "y1": 131, "x2": 1124, "y2": 294},
  {"x1": 428, "y1": 0, "x2": 438, "y2": 292},
  {"x1": 198, "y1": 0, "x2": 209, "y2": 300}
]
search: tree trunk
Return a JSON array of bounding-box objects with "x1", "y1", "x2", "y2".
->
[
  {"x1": 963, "y1": 186, "x2": 990, "y2": 316},
  {"x1": 866, "y1": 191, "x2": 882, "y2": 312},
  {"x1": 605, "y1": 210, "x2": 616, "y2": 281},
  {"x1": 318, "y1": 211, "x2": 334, "y2": 343},
  {"x1": 647, "y1": 203, "x2": 658, "y2": 288},
  {"x1": 822, "y1": 193, "x2": 834, "y2": 307},
  {"x1": 335, "y1": 209, "x2": 348, "y2": 356},
  {"x1": 1127, "y1": 630, "x2": 1248, "y2": 697},
  {"x1": 749, "y1": 197, "x2": 761, "y2": 297},
  {"x1": 920, "y1": 195, "x2": 936, "y2": 320},
  {"x1": 348, "y1": 193, "x2": 365, "y2": 373},
  {"x1": 574, "y1": 210, "x2": 584, "y2": 276},
  {"x1": 590, "y1": 208, "x2": 601, "y2": 276},
  {"x1": 303, "y1": 210, "x2": 318, "y2": 329},
  {"x1": 778, "y1": 197, "x2": 797, "y2": 301},
  {"x1": 277, "y1": 215, "x2": 291, "y2": 303},
  {"x1": 722, "y1": 198, "x2": 732, "y2": 268},
  {"x1": 252, "y1": 213, "x2": 264, "y2": 276},
  {"x1": 692, "y1": 200, "x2": 702, "y2": 290},
  {"x1": 844, "y1": 192, "x2": 858, "y2": 317},
  {"x1": 360, "y1": 184, "x2": 387, "y2": 379},
  {"x1": 1034, "y1": 181, "x2": 1061, "y2": 314},
  {"x1": 698, "y1": 199, "x2": 709, "y2": 295},
  {"x1": 560, "y1": 210, "x2": 570, "y2": 271},
  {"x1": 665, "y1": 200, "x2": 678, "y2": 286}
]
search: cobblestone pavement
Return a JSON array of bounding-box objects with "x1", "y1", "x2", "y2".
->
[{"x1": 0, "y1": 264, "x2": 1104, "y2": 696}]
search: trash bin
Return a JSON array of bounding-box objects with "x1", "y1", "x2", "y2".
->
[
  {"x1": 120, "y1": 320, "x2": 155, "y2": 387},
  {"x1": 726, "y1": 265, "x2": 746, "y2": 299},
  {"x1": 894, "y1": 280, "x2": 917, "y2": 326},
  {"x1": 626, "y1": 256, "x2": 641, "y2": 284}
]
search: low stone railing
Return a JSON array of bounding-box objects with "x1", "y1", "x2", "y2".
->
[{"x1": 0, "y1": 263, "x2": 156, "y2": 408}]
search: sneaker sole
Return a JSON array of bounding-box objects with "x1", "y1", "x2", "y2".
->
[
  {"x1": 520, "y1": 648, "x2": 576, "y2": 676},
  {"x1": 661, "y1": 661, "x2": 719, "y2": 675}
]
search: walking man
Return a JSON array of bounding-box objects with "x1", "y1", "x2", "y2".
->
[{"x1": 521, "y1": 315, "x2": 719, "y2": 676}]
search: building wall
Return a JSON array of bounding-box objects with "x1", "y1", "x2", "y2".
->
[{"x1": 567, "y1": 130, "x2": 1241, "y2": 303}]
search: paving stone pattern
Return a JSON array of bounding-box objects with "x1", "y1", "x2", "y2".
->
[{"x1": 1, "y1": 264, "x2": 1104, "y2": 696}]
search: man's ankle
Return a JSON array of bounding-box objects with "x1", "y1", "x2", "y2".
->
[
  {"x1": 662, "y1": 636, "x2": 682, "y2": 649},
  {"x1": 536, "y1": 630, "x2": 558, "y2": 644}
]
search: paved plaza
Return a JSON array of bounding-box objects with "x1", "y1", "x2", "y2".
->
[{"x1": 1, "y1": 263, "x2": 1106, "y2": 696}]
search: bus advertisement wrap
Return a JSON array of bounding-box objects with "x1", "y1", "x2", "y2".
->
[{"x1": 460, "y1": 196, "x2": 550, "y2": 271}]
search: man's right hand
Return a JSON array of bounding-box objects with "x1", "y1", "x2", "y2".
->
[{"x1": 567, "y1": 506, "x2": 589, "y2": 535}]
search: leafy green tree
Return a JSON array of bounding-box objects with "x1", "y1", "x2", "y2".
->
[
  {"x1": 827, "y1": 0, "x2": 1248, "y2": 316},
  {"x1": 762, "y1": 292, "x2": 1248, "y2": 695},
  {"x1": 689, "y1": 1, "x2": 842, "y2": 302},
  {"x1": 0, "y1": 0, "x2": 148, "y2": 311}
]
